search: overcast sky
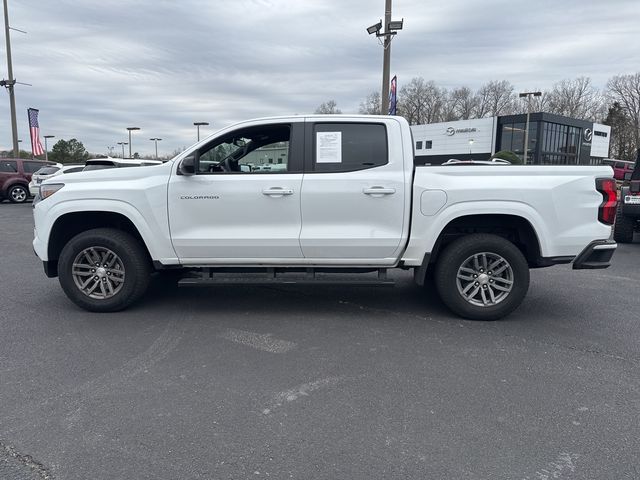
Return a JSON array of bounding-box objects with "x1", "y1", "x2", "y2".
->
[{"x1": 1, "y1": 0, "x2": 638, "y2": 156}]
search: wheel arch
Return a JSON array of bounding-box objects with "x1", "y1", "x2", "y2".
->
[
  {"x1": 47, "y1": 211, "x2": 153, "y2": 276},
  {"x1": 429, "y1": 213, "x2": 543, "y2": 266}
]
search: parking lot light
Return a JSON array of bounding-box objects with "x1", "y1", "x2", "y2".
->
[
  {"x1": 194, "y1": 122, "x2": 209, "y2": 142},
  {"x1": 126, "y1": 127, "x2": 140, "y2": 158},
  {"x1": 43, "y1": 135, "x2": 54, "y2": 162}
]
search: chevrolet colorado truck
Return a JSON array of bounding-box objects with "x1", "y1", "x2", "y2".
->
[{"x1": 33, "y1": 115, "x2": 618, "y2": 320}]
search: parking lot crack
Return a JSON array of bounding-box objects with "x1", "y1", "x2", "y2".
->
[{"x1": 0, "y1": 439, "x2": 53, "y2": 479}]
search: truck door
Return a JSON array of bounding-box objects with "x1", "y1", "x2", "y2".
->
[
  {"x1": 167, "y1": 122, "x2": 304, "y2": 262},
  {"x1": 299, "y1": 121, "x2": 407, "y2": 261}
]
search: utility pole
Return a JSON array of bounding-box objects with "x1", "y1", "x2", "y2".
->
[
  {"x1": 367, "y1": 1, "x2": 402, "y2": 115},
  {"x1": 3, "y1": 0, "x2": 19, "y2": 158},
  {"x1": 381, "y1": 0, "x2": 392, "y2": 115}
]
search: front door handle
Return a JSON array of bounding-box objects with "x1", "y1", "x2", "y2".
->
[
  {"x1": 363, "y1": 186, "x2": 396, "y2": 196},
  {"x1": 262, "y1": 187, "x2": 294, "y2": 197}
]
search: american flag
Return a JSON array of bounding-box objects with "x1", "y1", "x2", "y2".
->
[{"x1": 28, "y1": 108, "x2": 45, "y2": 156}]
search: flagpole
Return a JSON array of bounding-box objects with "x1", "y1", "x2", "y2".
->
[{"x1": 3, "y1": 0, "x2": 19, "y2": 158}]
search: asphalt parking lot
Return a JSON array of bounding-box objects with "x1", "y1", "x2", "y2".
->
[{"x1": 1, "y1": 202, "x2": 639, "y2": 480}]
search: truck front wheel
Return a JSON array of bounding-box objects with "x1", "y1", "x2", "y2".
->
[
  {"x1": 57, "y1": 228, "x2": 151, "y2": 312},
  {"x1": 434, "y1": 234, "x2": 529, "y2": 321}
]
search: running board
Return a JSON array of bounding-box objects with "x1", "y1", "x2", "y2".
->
[{"x1": 177, "y1": 267, "x2": 395, "y2": 286}]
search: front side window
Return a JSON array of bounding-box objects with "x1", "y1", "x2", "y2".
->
[
  {"x1": 197, "y1": 124, "x2": 290, "y2": 174},
  {"x1": 416, "y1": 141, "x2": 423, "y2": 150},
  {"x1": 312, "y1": 123, "x2": 388, "y2": 173}
]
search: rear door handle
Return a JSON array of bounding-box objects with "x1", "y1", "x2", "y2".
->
[
  {"x1": 363, "y1": 186, "x2": 396, "y2": 195},
  {"x1": 262, "y1": 187, "x2": 294, "y2": 197}
]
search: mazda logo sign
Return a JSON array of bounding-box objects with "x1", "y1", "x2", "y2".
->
[
  {"x1": 446, "y1": 127, "x2": 455, "y2": 136},
  {"x1": 583, "y1": 128, "x2": 593, "y2": 142}
]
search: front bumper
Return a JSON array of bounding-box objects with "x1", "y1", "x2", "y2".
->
[{"x1": 572, "y1": 239, "x2": 617, "y2": 270}]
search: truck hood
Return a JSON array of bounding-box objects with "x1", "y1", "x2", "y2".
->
[{"x1": 43, "y1": 161, "x2": 173, "y2": 186}]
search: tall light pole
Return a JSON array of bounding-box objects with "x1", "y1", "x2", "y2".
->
[
  {"x1": 519, "y1": 91, "x2": 541, "y2": 164},
  {"x1": 43, "y1": 135, "x2": 54, "y2": 162},
  {"x1": 117, "y1": 141, "x2": 128, "y2": 159},
  {"x1": 149, "y1": 137, "x2": 162, "y2": 160},
  {"x1": 3, "y1": 0, "x2": 19, "y2": 157},
  {"x1": 126, "y1": 127, "x2": 140, "y2": 158},
  {"x1": 367, "y1": 1, "x2": 403, "y2": 114},
  {"x1": 194, "y1": 121, "x2": 209, "y2": 141}
]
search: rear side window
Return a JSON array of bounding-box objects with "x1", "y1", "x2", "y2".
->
[
  {"x1": 312, "y1": 123, "x2": 388, "y2": 173},
  {"x1": 0, "y1": 161, "x2": 18, "y2": 173},
  {"x1": 64, "y1": 167, "x2": 84, "y2": 174},
  {"x1": 24, "y1": 162, "x2": 47, "y2": 173},
  {"x1": 37, "y1": 167, "x2": 60, "y2": 175},
  {"x1": 83, "y1": 164, "x2": 116, "y2": 171}
]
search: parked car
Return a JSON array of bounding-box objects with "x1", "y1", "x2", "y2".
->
[
  {"x1": 82, "y1": 158, "x2": 163, "y2": 171},
  {"x1": 602, "y1": 158, "x2": 636, "y2": 181},
  {"x1": 613, "y1": 150, "x2": 640, "y2": 243},
  {"x1": 29, "y1": 164, "x2": 83, "y2": 196},
  {"x1": 0, "y1": 158, "x2": 57, "y2": 203}
]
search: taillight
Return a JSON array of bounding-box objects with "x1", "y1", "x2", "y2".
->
[{"x1": 596, "y1": 178, "x2": 617, "y2": 225}]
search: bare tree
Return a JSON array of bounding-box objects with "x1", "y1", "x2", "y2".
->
[
  {"x1": 607, "y1": 72, "x2": 640, "y2": 149},
  {"x1": 604, "y1": 102, "x2": 637, "y2": 160},
  {"x1": 398, "y1": 77, "x2": 447, "y2": 125},
  {"x1": 475, "y1": 80, "x2": 516, "y2": 117},
  {"x1": 359, "y1": 91, "x2": 382, "y2": 115},
  {"x1": 546, "y1": 77, "x2": 602, "y2": 120},
  {"x1": 315, "y1": 100, "x2": 342, "y2": 114},
  {"x1": 449, "y1": 86, "x2": 478, "y2": 120}
]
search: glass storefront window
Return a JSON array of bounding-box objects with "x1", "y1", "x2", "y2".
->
[{"x1": 539, "y1": 122, "x2": 580, "y2": 165}]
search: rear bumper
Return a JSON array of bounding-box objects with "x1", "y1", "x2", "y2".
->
[{"x1": 572, "y1": 239, "x2": 617, "y2": 270}]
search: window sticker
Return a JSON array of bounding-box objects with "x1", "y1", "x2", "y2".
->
[{"x1": 316, "y1": 131, "x2": 342, "y2": 163}]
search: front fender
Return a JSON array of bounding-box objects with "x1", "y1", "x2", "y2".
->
[{"x1": 33, "y1": 198, "x2": 178, "y2": 264}]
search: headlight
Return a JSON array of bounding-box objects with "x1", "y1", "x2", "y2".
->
[{"x1": 39, "y1": 183, "x2": 65, "y2": 200}]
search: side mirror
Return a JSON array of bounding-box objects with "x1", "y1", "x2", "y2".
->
[{"x1": 179, "y1": 154, "x2": 196, "y2": 175}]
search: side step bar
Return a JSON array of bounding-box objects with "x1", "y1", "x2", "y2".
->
[{"x1": 177, "y1": 267, "x2": 395, "y2": 286}]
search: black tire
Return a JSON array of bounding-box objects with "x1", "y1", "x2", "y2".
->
[
  {"x1": 613, "y1": 202, "x2": 635, "y2": 243},
  {"x1": 434, "y1": 234, "x2": 530, "y2": 321},
  {"x1": 8, "y1": 184, "x2": 29, "y2": 203},
  {"x1": 57, "y1": 228, "x2": 151, "y2": 312}
]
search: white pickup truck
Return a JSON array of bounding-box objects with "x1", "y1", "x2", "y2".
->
[{"x1": 33, "y1": 115, "x2": 618, "y2": 320}]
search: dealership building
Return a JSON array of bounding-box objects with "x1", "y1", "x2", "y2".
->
[{"x1": 411, "y1": 112, "x2": 611, "y2": 165}]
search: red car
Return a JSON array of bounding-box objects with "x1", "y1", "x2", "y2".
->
[
  {"x1": 0, "y1": 158, "x2": 57, "y2": 203},
  {"x1": 602, "y1": 159, "x2": 636, "y2": 181}
]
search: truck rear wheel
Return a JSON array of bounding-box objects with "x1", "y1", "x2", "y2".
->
[
  {"x1": 434, "y1": 234, "x2": 529, "y2": 321},
  {"x1": 57, "y1": 228, "x2": 151, "y2": 312},
  {"x1": 613, "y1": 202, "x2": 635, "y2": 243}
]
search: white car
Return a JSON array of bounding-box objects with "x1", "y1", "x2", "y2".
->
[{"x1": 29, "y1": 164, "x2": 84, "y2": 196}]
